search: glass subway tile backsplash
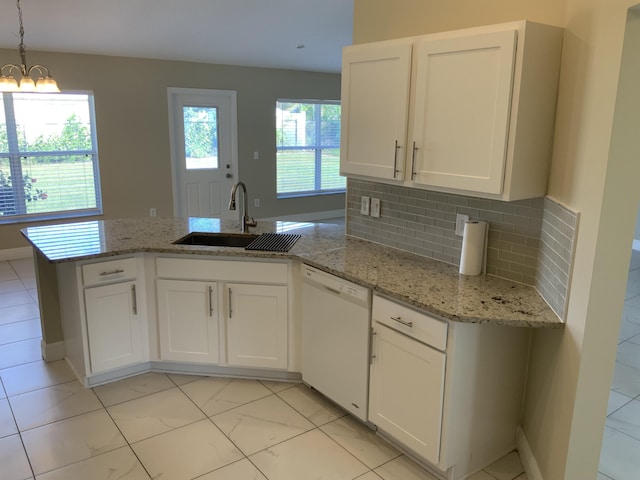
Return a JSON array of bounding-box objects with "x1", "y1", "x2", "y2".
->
[{"x1": 345, "y1": 179, "x2": 578, "y2": 320}]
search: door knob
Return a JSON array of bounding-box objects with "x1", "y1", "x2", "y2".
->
[{"x1": 226, "y1": 173, "x2": 233, "y2": 178}]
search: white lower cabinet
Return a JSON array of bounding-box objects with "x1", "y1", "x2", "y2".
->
[
  {"x1": 369, "y1": 322, "x2": 445, "y2": 465},
  {"x1": 226, "y1": 283, "x2": 288, "y2": 369},
  {"x1": 83, "y1": 274, "x2": 147, "y2": 375},
  {"x1": 157, "y1": 279, "x2": 219, "y2": 363},
  {"x1": 369, "y1": 294, "x2": 530, "y2": 480}
]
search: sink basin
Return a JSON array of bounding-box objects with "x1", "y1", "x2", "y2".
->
[{"x1": 173, "y1": 232, "x2": 259, "y2": 247}]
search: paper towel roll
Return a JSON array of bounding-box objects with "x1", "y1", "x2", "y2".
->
[{"x1": 459, "y1": 221, "x2": 488, "y2": 276}]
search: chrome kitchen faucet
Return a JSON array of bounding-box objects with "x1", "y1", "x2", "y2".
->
[{"x1": 228, "y1": 181, "x2": 257, "y2": 233}]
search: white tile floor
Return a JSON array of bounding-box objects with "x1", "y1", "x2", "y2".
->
[
  {"x1": 0, "y1": 257, "x2": 527, "y2": 480},
  {"x1": 599, "y1": 250, "x2": 640, "y2": 479}
]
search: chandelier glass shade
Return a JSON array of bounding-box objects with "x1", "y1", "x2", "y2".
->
[{"x1": 0, "y1": 0, "x2": 60, "y2": 93}]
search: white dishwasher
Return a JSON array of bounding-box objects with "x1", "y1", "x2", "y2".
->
[{"x1": 302, "y1": 265, "x2": 371, "y2": 421}]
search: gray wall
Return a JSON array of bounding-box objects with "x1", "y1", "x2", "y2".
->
[{"x1": 0, "y1": 49, "x2": 343, "y2": 250}]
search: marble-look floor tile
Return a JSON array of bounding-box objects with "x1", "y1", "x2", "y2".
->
[
  {"x1": 467, "y1": 472, "x2": 499, "y2": 480},
  {"x1": 108, "y1": 387, "x2": 205, "y2": 443},
  {"x1": 608, "y1": 390, "x2": 633, "y2": 416},
  {"x1": 0, "y1": 397, "x2": 18, "y2": 438},
  {"x1": 11, "y1": 380, "x2": 103, "y2": 431},
  {"x1": 0, "y1": 290, "x2": 34, "y2": 309},
  {"x1": 250, "y1": 428, "x2": 369, "y2": 480},
  {"x1": 167, "y1": 372, "x2": 205, "y2": 386},
  {"x1": 0, "y1": 262, "x2": 19, "y2": 282},
  {"x1": 617, "y1": 341, "x2": 640, "y2": 371},
  {"x1": 132, "y1": 419, "x2": 243, "y2": 480},
  {"x1": 9, "y1": 258, "x2": 35, "y2": 278},
  {"x1": 598, "y1": 473, "x2": 615, "y2": 479},
  {"x1": 0, "y1": 319, "x2": 41, "y2": 346},
  {"x1": 355, "y1": 472, "x2": 384, "y2": 480},
  {"x1": 0, "y1": 303, "x2": 40, "y2": 326},
  {"x1": 35, "y1": 446, "x2": 149, "y2": 480},
  {"x1": 622, "y1": 302, "x2": 640, "y2": 325},
  {"x1": 22, "y1": 409, "x2": 126, "y2": 475},
  {"x1": 0, "y1": 338, "x2": 41, "y2": 369},
  {"x1": 320, "y1": 416, "x2": 401, "y2": 469},
  {"x1": 0, "y1": 360, "x2": 75, "y2": 397},
  {"x1": 278, "y1": 384, "x2": 346, "y2": 426},
  {"x1": 609, "y1": 361, "x2": 640, "y2": 398},
  {"x1": 213, "y1": 394, "x2": 314, "y2": 455},
  {"x1": 0, "y1": 434, "x2": 33, "y2": 480},
  {"x1": 0, "y1": 279, "x2": 28, "y2": 294},
  {"x1": 197, "y1": 458, "x2": 267, "y2": 480},
  {"x1": 260, "y1": 379, "x2": 298, "y2": 393},
  {"x1": 374, "y1": 456, "x2": 439, "y2": 480},
  {"x1": 181, "y1": 377, "x2": 272, "y2": 416},
  {"x1": 92, "y1": 372, "x2": 174, "y2": 407},
  {"x1": 607, "y1": 398, "x2": 640, "y2": 441},
  {"x1": 599, "y1": 426, "x2": 640, "y2": 480},
  {"x1": 484, "y1": 451, "x2": 525, "y2": 480}
]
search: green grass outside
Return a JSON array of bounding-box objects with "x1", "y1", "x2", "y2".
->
[
  {"x1": 0, "y1": 159, "x2": 97, "y2": 214},
  {"x1": 277, "y1": 149, "x2": 345, "y2": 193}
]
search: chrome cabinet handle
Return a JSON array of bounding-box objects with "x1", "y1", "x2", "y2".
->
[
  {"x1": 411, "y1": 141, "x2": 418, "y2": 180},
  {"x1": 393, "y1": 140, "x2": 401, "y2": 178},
  {"x1": 100, "y1": 269, "x2": 124, "y2": 276},
  {"x1": 370, "y1": 328, "x2": 377, "y2": 364},
  {"x1": 131, "y1": 284, "x2": 137, "y2": 315},
  {"x1": 208, "y1": 286, "x2": 214, "y2": 317},
  {"x1": 228, "y1": 288, "x2": 233, "y2": 318},
  {"x1": 391, "y1": 315, "x2": 413, "y2": 328}
]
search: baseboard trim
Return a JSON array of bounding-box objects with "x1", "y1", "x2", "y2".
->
[
  {"x1": 0, "y1": 247, "x2": 33, "y2": 261},
  {"x1": 517, "y1": 426, "x2": 544, "y2": 480},
  {"x1": 41, "y1": 340, "x2": 65, "y2": 362},
  {"x1": 259, "y1": 209, "x2": 344, "y2": 222}
]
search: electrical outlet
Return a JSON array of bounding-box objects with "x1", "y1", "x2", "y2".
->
[
  {"x1": 455, "y1": 213, "x2": 469, "y2": 236},
  {"x1": 254, "y1": 198, "x2": 260, "y2": 207},
  {"x1": 371, "y1": 198, "x2": 381, "y2": 218},
  {"x1": 149, "y1": 208, "x2": 156, "y2": 217},
  {"x1": 360, "y1": 196, "x2": 370, "y2": 215}
]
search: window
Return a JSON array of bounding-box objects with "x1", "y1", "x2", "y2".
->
[
  {"x1": 0, "y1": 92, "x2": 101, "y2": 223},
  {"x1": 276, "y1": 100, "x2": 345, "y2": 197}
]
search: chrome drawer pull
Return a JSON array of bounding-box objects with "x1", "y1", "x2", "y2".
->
[
  {"x1": 391, "y1": 316, "x2": 413, "y2": 328},
  {"x1": 99, "y1": 269, "x2": 125, "y2": 276},
  {"x1": 131, "y1": 285, "x2": 137, "y2": 315}
]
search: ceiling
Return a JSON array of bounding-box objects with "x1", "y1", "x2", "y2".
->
[{"x1": 0, "y1": 0, "x2": 353, "y2": 73}]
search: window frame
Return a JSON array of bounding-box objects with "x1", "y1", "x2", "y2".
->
[
  {"x1": 0, "y1": 91, "x2": 103, "y2": 224},
  {"x1": 276, "y1": 99, "x2": 344, "y2": 199}
]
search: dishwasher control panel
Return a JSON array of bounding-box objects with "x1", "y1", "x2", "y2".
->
[{"x1": 302, "y1": 265, "x2": 369, "y2": 303}]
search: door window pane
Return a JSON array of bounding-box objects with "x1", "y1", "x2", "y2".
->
[{"x1": 183, "y1": 106, "x2": 219, "y2": 170}]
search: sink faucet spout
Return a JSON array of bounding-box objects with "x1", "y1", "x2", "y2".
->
[{"x1": 229, "y1": 181, "x2": 257, "y2": 233}]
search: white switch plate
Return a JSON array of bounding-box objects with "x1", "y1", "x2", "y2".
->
[
  {"x1": 254, "y1": 198, "x2": 260, "y2": 207},
  {"x1": 361, "y1": 196, "x2": 370, "y2": 215},
  {"x1": 371, "y1": 198, "x2": 381, "y2": 218},
  {"x1": 253, "y1": 151, "x2": 259, "y2": 160},
  {"x1": 455, "y1": 213, "x2": 469, "y2": 236}
]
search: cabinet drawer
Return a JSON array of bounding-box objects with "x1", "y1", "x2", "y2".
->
[
  {"x1": 156, "y1": 257, "x2": 288, "y2": 284},
  {"x1": 373, "y1": 295, "x2": 447, "y2": 351},
  {"x1": 82, "y1": 258, "x2": 137, "y2": 287}
]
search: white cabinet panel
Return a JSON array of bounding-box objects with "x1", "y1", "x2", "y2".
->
[
  {"x1": 340, "y1": 40, "x2": 412, "y2": 180},
  {"x1": 369, "y1": 322, "x2": 446, "y2": 465},
  {"x1": 84, "y1": 280, "x2": 145, "y2": 374},
  {"x1": 226, "y1": 283, "x2": 288, "y2": 369},
  {"x1": 410, "y1": 30, "x2": 516, "y2": 194},
  {"x1": 157, "y1": 279, "x2": 219, "y2": 363}
]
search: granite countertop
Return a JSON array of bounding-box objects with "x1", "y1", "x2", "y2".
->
[{"x1": 21, "y1": 217, "x2": 563, "y2": 329}]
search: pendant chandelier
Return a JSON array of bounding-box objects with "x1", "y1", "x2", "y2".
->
[{"x1": 0, "y1": 0, "x2": 60, "y2": 93}]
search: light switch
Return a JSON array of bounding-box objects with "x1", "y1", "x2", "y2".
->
[
  {"x1": 371, "y1": 198, "x2": 381, "y2": 218},
  {"x1": 360, "y1": 196, "x2": 370, "y2": 215}
]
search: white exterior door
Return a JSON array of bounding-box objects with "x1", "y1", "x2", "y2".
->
[{"x1": 168, "y1": 88, "x2": 238, "y2": 219}]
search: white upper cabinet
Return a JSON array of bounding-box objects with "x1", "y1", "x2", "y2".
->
[
  {"x1": 340, "y1": 41, "x2": 412, "y2": 180},
  {"x1": 340, "y1": 21, "x2": 563, "y2": 201}
]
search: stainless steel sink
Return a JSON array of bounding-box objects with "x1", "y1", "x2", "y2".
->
[{"x1": 173, "y1": 232, "x2": 259, "y2": 247}]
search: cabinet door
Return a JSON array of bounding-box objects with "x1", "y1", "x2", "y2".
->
[
  {"x1": 226, "y1": 283, "x2": 287, "y2": 369},
  {"x1": 84, "y1": 281, "x2": 145, "y2": 374},
  {"x1": 157, "y1": 279, "x2": 219, "y2": 363},
  {"x1": 409, "y1": 30, "x2": 517, "y2": 194},
  {"x1": 340, "y1": 41, "x2": 412, "y2": 180},
  {"x1": 369, "y1": 322, "x2": 446, "y2": 464}
]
